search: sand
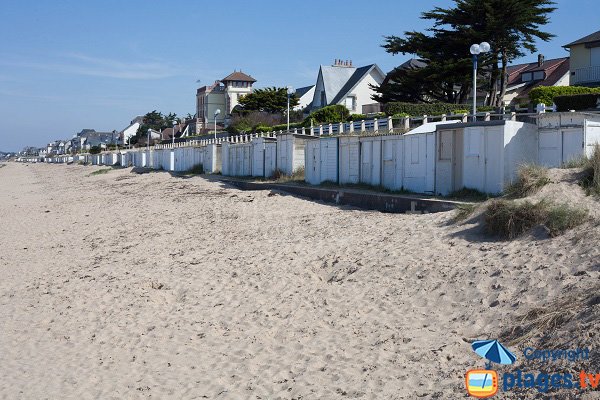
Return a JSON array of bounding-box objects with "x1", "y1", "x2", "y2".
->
[{"x1": 0, "y1": 163, "x2": 598, "y2": 399}]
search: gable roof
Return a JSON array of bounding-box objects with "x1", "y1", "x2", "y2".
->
[
  {"x1": 506, "y1": 57, "x2": 570, "y2": 87},
  {"x1": 318, "y1": 65, "x2": 358, "y2": 104},
  {"x1": 221, "y1": 71, "x2": 256, "y2": 83},
  {"x1": 330, "y1": 64, "x2": 384, "y2": 105},
  {"x1": 295, "y1": 85, "x2": 315, "y2": 98},
  {"x1": 564, "y1": 29, "x2": 600, "y2": 47}
]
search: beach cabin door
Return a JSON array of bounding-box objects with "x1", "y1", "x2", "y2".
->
[
  {"x1": 382, "y1": 138, "x2": 403, "y2": 190},
  {"x1": 463, "y1": 127, "x2": 503, "y2": 194},
  {"x1": 339, "y1": 138, "x2": 359, "y2": 184},
  {"x1": 436, "y1": 129, "x2": 463, "y2": 195},
  {"x1": 562, "y1": 129, "x2": 584, "y2": 164},
  {"x1": 320, "y1": 138, "x2": 338, "y2": 183}
]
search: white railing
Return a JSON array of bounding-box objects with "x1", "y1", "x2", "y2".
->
[{"x1": 573, "y1": 65, "x2": 600, "y2": 85}]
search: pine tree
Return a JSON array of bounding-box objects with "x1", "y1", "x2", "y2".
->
[{"x1": 376, "y1": 0, "x2": 556, "y2": 106}]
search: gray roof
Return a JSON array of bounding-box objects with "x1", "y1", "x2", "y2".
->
[
  {"x1": 564, "y1": 29, "x2": 600, "y2": 47},
  {"x1": 330, "y1": 64, "x2": 379, "y2": 104},
  {"x1": 319, "y1": 65, "x2": 357, "y2": 104},
  {"x1": 295, "y1": 85, "x2": 314, "y2": 98}
]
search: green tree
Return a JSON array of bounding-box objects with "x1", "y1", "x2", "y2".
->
[
  {"x1": 238, "y1": 87, "x2": 299, "y2": 114},
  {"x1": 375, "y1": 0, "x2": 556, "y2": 106},
  {"x1": 422, "y1": 0, "x2": 556, "y2": 106},
  {"x1": 135, "y1": 110, "x2": 178, "y2": 139}
]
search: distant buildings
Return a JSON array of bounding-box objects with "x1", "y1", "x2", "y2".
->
[
  {"x1": 294, "y1": 85, "x2": 315, "y2": 111},
  {"x1": 196, "y1": 71, "x2": 257, "y2": 130},
  {"x1": 564, "y1": 29, "x2": 600, "y2": 87}
]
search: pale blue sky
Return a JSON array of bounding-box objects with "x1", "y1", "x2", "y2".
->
[{"x1": 0, "y1": 0, "x2": 597, "y2": 151}]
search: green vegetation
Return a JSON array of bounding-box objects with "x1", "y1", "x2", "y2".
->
[
  {"x1": 382, "y1": 103, "x2": 494, "y2": 117},
  {"x1": 454, "y1": 203, "x2": 478, "y2": 222},
  {"x1": 447, "y1": 187, "x2": 491, "y2": 201},
  {"x1": 303, "y1": 105, "x2": 350, "y2": 126},
  {"x1": 580, "y1": 144, "x2": 600, "y2": 195},
  {"x1": 88, "y1": 168, "x2": 112, "y2": 176},
  {"x1": 374, "y1": 0, "x2": 555, "y2": 107},
  {"x1": 134, "y1": 110, "x2": 179, "y2": 144},
  {"x1": 270, "y1": 167, "x2": 305, "y2": 183},
  {"x1": 504, "y1": 164, "x2": 551, "y2": 198},
  {"x1": 561, "y1": 156, "x2": 589, "y2": 169},
  {"x1": 554, "y1": 93, "x2": 600, "y2": 112},
  {"x1": 528, "y1": 86, "x2": 600, "y2": 106},
  {"x1": 185, "y1": 164, "x2": 204, "y2": 175},
  {"x1": 89, "y1": 146, "x2": 102, "y2": 155},
  {"x1": 238, "y1": 87, "x2": 299, "y2": 114},
  {"x1": 484, "y1": 199, "x2": 587, "y2": 239}
]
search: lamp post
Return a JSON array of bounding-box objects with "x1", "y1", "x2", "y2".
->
[
  {"x1": 172, "y1": 120, "x2": 177, "y2": 147},
  {"x1": 214, "y1": 109, "x2": 221, "y2": 141},
  {"x1": 287, "y1": 86, "x2": 294, "y2": 133},
  {"x1": 469, "y1": 41, "x2": 491, "y2": 121}
]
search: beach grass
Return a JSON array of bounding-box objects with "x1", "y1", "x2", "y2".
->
[
  {"x1": 88, "y1": 168, "x2": 112, "y2": 176},
  {"x1": 504, "y1": 164, "x2": 551, "y2": 199}
]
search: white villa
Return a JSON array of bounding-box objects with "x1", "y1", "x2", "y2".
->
[
  {"x1": 308, "y1": 59, "x2": 385, "y2": 114},
  {"x1": 196, "y1": 71, "x2": 256, "y2": 129}
]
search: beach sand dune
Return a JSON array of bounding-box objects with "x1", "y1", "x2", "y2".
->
[{"x1": 0, "y1": 163, "x2": 598, "y2": 399}]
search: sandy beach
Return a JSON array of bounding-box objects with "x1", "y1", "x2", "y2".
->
[{"x1": 1, "y1": 162, "x2": 598, "y2": 399}]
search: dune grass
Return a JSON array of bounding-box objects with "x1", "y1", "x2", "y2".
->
[
  {"x1": 579, "y1": 144, "x2": 600, "y2": 196},
  {"x1": 504, "y1": 164, "x2": 551, "y2": 199},
  {"x1": 270, "y1": 167, "x2": 305, "y2": 183},
  {"x1": 484, "y1": 199, "x2": 587, "y2": 239},
  {"x1": 88, "y1": 168, "x2": 112, "y2": 176},
  {"x1": 453, "y1": 203, "x2": 477, "y2": 222}
]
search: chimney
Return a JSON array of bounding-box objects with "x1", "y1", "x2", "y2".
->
[{"x1": 538, "y1": 54, "x2": 544, "y2": 67}]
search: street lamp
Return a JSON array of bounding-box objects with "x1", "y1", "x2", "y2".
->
[
  {"x1": 287, "y1": 86, "x2": 294, "y2": 133},
  {"x1": 147, "y1": 129, "x2": 151, "y2": 151},
  {"x1": 469, "y1": 41, "x2": 491, "y2": 121},
  {"x1": 172, "y1": 120, "x2": 177, "y2": 147},
  {"x1": 214, "y1": 109, "x2": 221, "y2": 140}
]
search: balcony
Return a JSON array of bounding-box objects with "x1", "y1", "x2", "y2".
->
[{"x1": 573, "y1": 65, "x2": 600, "y2": 85}]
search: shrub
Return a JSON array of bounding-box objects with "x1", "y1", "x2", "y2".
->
[
  {"x1": 303, "y1": 105, "x2": 350, "y2": 127},
  {"x1": 580, "y1": 144, "x2": 600, "y2": 195},
  {"x1": 545, "y1": 204, "x2": 588, "y2": 237},
  {"x1": 89, "y1": 146, "x2": 101, "y2": 154},
  {"x1": 485, "y1": 199, "x2": 548, "y2": 239},
  {"x1": 271, "y1": 122, "x2": 303, "y2": 132},
  {"x1": 392, "y1": 113, "x2": 410, "y2": 118},
  {"x1": 529, "y1": 86, "x2": 600, "y2": 106},
  {"x1": 504, "y1": 164, "x2": 551, "y2": 198},
  {"x1": 453, "y1": 109, "x2": 469, "y2": 114},
  {"x1": 554, "y1": 93, "x2": 600, "y2": 112},
  {"x1": 454, "y1": 203, "x2": 477, "y2": 222},
  {"x1": 383, "y1": 102, "x2": 470, "y2": 116},
  {"x1": 348, "y1": 113, "x2": 367, "y2": 121},
  {"x1": 186, "y1": 164, "x2": 204, "y2": 175}
]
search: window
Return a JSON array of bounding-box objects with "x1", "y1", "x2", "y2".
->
[
  {"x1": 345, "y1": 96, "x2": 354, "y2": 111},
  {"x1": 533, "y1": 71, "x2": 545, "y2": 80},
  {"x1": 521, "y1": 72, "x2": 532, "y2": 82},
  {"x1": 439, "y1": 131, "x2": 452, "y2": 161}
]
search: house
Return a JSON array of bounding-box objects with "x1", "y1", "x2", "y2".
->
[
  {"x1": 294, "y1": 85, "x2": 315, "y2": 111},
  {"x1": 309, "y1": 60, "x2": 385, "y2": 114},
  {"x1": 120, "y1": 116, "x2": 143, "y2": 145},
  {"x1": 563, "y1": 29, "x2": 600, "y2": 87},
  {"x1": 196, "y1": 70, "x2": 256, "y2": 129},
  {"x1": 503, "y1": 55, "x2": 570, "y2": 106}
]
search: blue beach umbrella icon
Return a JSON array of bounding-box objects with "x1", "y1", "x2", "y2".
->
[{"x1": 472, "y1": 339, "x2": 516, "y2": 365}]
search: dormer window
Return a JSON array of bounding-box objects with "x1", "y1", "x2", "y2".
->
[{"x1": 521, "y1": 71, "x2": 545, "y2": 82}]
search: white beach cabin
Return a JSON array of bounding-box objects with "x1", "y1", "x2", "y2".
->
[
  {"x1": 338, "y1": 135, "x2": 360, "y2": 184},
  {"x1": 203, "y1": 143, "x2": 221, "y2": 174},
  {"x1": 305, "y1": 136, "x2": 339, "y2": 185},
  {"x1": 435, "y1": 120, "x2": 538, "y2": 196},
  {"x1": 252, "y1": 137, "x2": 277, "y2": 178},
  {"x1": 537, "y1": 112, "x2": 600, "y2": 167},
  {"x1": 403, "y1": 121, "x2": 459, "y2": 194},
  {"x1": 277, "y1": 133, "x2": 316, "y2": 175}
]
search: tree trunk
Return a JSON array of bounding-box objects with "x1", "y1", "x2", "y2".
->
[
  {"x1": 496, "y1": 50, "x2": 508, "y2": 108},
  {"x1": 486, "y1": 54, "x2": 500, "y2": 106}
]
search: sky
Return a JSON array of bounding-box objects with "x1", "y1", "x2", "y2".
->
[{"x1": 0, "y1": 0, "x2": 597, "y2": 152}]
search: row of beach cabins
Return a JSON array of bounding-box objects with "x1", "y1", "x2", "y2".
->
[{"x1": 18, "y1": 112, "x2": 600, "y2": 196}]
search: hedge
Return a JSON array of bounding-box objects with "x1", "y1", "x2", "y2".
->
[
  {"x1": 303, "y1": 105, "x2": 350, "y2": 126},
  {"x1": 383, "y1": 102, "x2": 495, "y2": 116},
  {"x1": 528, "y1": 86, "x2": 600, "y2": 106},
  {"x1": 554, "y1": 93, "x2": 600, "y2": 111}
]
